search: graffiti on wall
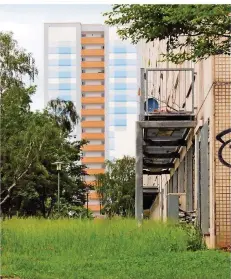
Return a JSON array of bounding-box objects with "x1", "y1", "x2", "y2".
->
[{"x1": 216, "y1": 128, "x2": 231, "y2": 168}]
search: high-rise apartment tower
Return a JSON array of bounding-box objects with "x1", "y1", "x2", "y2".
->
[{"x1": 44, "y1": 23, "x2": 138, "y2": 216}]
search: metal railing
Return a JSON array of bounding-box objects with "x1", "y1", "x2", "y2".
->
[{"x1": 140, "y1": 68, "x2": 195, "y2": 119}]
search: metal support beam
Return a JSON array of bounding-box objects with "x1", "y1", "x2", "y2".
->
[
  {"x1": 143, "y1": 187, "x2": 159, "y2": 194},
  {"x1": 143, "y1": 170, "x2": 170, "y2": 175},
  {"x1": 186, "y1": 147, "x2": 193, "y2": 211},
  {"x1": 178, "y1": 161, "x2": 185, "y2": 193},
  {"x1": 173, "y1": 170, "x2": 178, "y2": 193},
  {"x1": 139, "y1": 68, "x2": 145, "y2": 121},
  {"x1": 135, "y1": 122, "x2": 143, "y2": 224},
  {"x1": 144, "y1": 136, "x2": 184, "y2": 141},
  {"x1": 143, "y1": 162, "x2": 174, "y2": 168},
  {"x1": 146, "y1": 68, "x2": 194, "y2": 72},
  {"x1": 169, "y1": 179, "x2": 173, "y2": 193},
  {"x1": 139, "y1": 121, "x2": 196, "y2": 129},
  {"x1": 144, "y1": 139, "x2": 187, "y2": 147},
  {"x1": 144, "y1": 152, "x2": 180, "y2": 159}
]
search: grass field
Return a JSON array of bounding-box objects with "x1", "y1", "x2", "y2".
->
[{"x1": 1, "y1": 218, "x2": 230, "y2": 279}]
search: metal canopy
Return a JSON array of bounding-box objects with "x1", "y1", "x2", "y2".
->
[{"x1": 141, "y1": 118, "x2": 196, "y2": 173}]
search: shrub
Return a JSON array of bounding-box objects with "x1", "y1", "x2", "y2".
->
[{"x1": 177, "y1": 223, "x2": 207, "y2": 251}]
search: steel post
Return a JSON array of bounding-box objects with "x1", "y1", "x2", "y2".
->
[{"x1": 135, "y1": 122, "x2": 143, "y2": 224}]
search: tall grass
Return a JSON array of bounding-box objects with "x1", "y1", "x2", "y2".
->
[{"x1": 1, "y1": 218, "x2": 230, "y2": 279}]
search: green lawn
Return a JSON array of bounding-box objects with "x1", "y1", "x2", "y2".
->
[{"x1": 1, "y1": 219, "x2": 230, "y2": 279}]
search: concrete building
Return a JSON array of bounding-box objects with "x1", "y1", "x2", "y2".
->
[
  {"x1": 107, "y1": 27, "x2": 139, "y2": 161},
  {"x1": 44, "y1": 23, "x2": 138, "y2": 216},
  {"x1": 136, "y1": 39, "x2": 231, "y2": 249}
]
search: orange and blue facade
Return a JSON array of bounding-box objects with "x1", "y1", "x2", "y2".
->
[{"x1": 44, "y1": 23, "x2": 138, "y2": 215}]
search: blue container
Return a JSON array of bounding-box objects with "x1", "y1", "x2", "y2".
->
[{"x1": 144, "y1": 98, "x2": 159, "y2": 113}]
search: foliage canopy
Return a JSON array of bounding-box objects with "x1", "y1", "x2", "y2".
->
[
  {"x1": 0, "y1": 32, "x2": 87, "y2": 218},
  {"x1": 96, "y1": 156, "x2": 135, "y2": 217},
  {"x1": 104, "y1": 4, "x2": 231, "y2": 63}
]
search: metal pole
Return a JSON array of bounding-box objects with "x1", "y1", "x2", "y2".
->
[
  {"x1": 135, "y1": 122, "x2": 143, "y2": 224},
  {"x1": 87, "y1": 191, "x2": 89, "y2": 218},
  {"x1": 140, "y1": 68, "x2": 145, "y2": 121},
  {"x1": 58, "y1": 170, "x2": 60, "y2": 213}
]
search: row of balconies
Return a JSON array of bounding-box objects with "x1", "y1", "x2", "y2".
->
[
  {"x1": 81, "y1": 97, "x2": 104, "y2": 104},
  {"x1": 81, "y1": 109, "x2": 104, "y2": 116},
  {"x1": 81, "y1": 61, "x2": 104, "y2": 68},
  {"x1": 81, "y1": 73, "x2": 104, "y2": 80},
  {"x1": 81, "y1": 85, "x2": 104, "y2": 91},
  {"x1": 82, "y1": 121, "x2": 104, "y2": 128},
  {"x1": 82, "y1": 144, "x2": 104, "y2": 152},
  {"x1": 81, "y1": 37, "x2": 104, "y2": 45},
  {"x1": 81, "y1": 37, "x2": 105, "y2": 180},
  {"x1": 85, "y1": 204, "x2": 101, "y2": 212},
  {"x1": 81, "y1": 49, "x2": 104, "y2": 56}
]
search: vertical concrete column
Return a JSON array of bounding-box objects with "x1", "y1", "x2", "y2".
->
[
  {"x1": 186, "y1": 147, "x2": 193, "y2": 211},
  {"x1": 195, "y1": 133, "x2": 200, "y2": 225},
  {"x1": 135, "y1": 122, "x2": 143, "y2": 224}
]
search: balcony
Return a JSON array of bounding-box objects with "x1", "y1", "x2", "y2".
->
[
  {"x1": 81, "y1": 97, "x2": 104, "y2": 104},
  {"x1": 81, "y1": 121, "x2": 104, "y2": 128},
  {"x1": 135, "y1": 68, "x2": 196, "y2": 222},
  {"x1": 86, "y1": 169, "x2": 105, "y2": 175},
  {"x1": 82, "y1": 145, "x2": 104, "y2": 151},
  {"x1": 81, "y1": 37, "x2": 104, "y2": 45},
  {"x1": 82, "y1": 157, "x2": 105, "y2": 163},
  {"x1": 81, "y1": 109, "x2": 104, "y2": 116},
  {"x1": 81, "y1": 61, "x2": 104, "y2": 68},
  {"x1": 85, "y1": 204, "x2": 101, "y2": 211},
  {"x1": 81, "y1": 85, "x2": 104, "y2": 92},
  {"x1": 89, "y1": 191, "x2": 99, "y2": 200},
  {"x1": 81, "y1": 49, "x2": 104, "y2": 56},
  {"x1": 81, "y1": 73, "x2": 104, "y2": 80},
  {"x1": 82, "y1": 133, "x2": 105, "y2": 140},
  {"x1": 85, "y1": 180, "x2": 97, "y2": 186}
]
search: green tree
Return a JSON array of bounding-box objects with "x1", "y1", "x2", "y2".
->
[
  {"x1": 0, "y1": 31, "x2": 87, "y2": 217},
  {"x1": 46, "y1": 98, "x2": 79, "y2": 134},
  {"x1": 96, "y1": 156, "x2": 135, "y2": 218},
  {"x1": 0, "y1": 31, "x2": 37, "y2": 94},
  {"x1": 6, "y1": 138, "x2": 87, "y2": 218},
  {"x1": 104, "y1": 4, "x2": 231, "y2": 64},
  {"x1": 1, "y1": 107, "x2": 63, "y2": 206}
]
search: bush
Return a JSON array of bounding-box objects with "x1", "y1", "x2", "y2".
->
[
  {"x1": 177, "y1": 223, "x2": 207, "y2": 251},
  {"x1": 49, "y1": 203, "x2": 93, "y2": 219}
]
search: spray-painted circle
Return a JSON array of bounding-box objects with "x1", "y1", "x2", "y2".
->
[
  {"x1": 218, "y1": 139, "x2": 231, "y2": 168},
  {"x1": 216, "y1": 128, "x2": 231, "y2": 169}
]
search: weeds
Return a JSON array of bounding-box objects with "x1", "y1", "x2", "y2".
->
[{"x1": 1, "y1": 218, "x2": 229, "y2": 279}]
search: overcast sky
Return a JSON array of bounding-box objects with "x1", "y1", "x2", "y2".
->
[{"x1": 0, "y1": 4, "x2": 110, "y2": 111}]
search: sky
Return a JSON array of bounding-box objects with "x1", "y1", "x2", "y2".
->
[{"x1": 0, "y1": 4, "x2": 110, "y2": 111}]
